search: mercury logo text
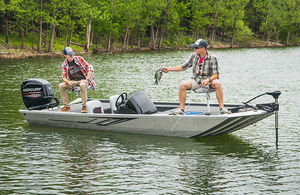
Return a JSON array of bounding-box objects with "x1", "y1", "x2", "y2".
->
[{"x1": 23, "y1": 88, "x2": 42, "y2": 92}]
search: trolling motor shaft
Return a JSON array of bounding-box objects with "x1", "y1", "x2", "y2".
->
[{"x1": 266, "y1": 91, "x2": 281, "y2": 147}]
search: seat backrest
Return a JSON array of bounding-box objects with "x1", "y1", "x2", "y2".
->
[
  {"x1": 86, "y1": 100, "x2": 103, "y2": 114},
  {"x1": 109, "y1": 95, "x2": 120, "y2": 113},
  {"x1": 126, "y1": 91, "x2": 157, "y2": 114},
  {"x1": 111, "y1": 91, "x2": 157, "y2": 114}
]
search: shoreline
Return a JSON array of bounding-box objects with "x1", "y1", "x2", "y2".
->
[{"x1": 0, "y1": 41, "x2": 292, "y2": 59}]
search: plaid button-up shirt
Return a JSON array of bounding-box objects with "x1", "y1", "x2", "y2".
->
[
  {"x1": 61, "y1": 56, "x2": 96, "y2": 89},
  {"x1": 182, "y1": 51, "x2": 219, "y2": 82}
]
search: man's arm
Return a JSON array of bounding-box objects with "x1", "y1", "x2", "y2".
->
[
  {"x1": 162, "y1": 53, "x2": 195, "y2": 73},
  {"x1": 61, "y1": 62, "x2": 73, "y2": 87},
  {"x1": 86, "y1": 70, "x2": 92, "y2": 80},
  {"x1": 162, "y1": 65, "x2": 183, "y2": 73},
  {"x1": 62, "y1": 78, "x2": 73, "y2": 87},
  {"x1": 76, "y1": 56, "x2": 93, "y2": 82}
]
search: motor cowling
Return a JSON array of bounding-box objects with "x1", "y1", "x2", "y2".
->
[{"x1": 21, "y1": 78, "x2": 59, "y2": 110}]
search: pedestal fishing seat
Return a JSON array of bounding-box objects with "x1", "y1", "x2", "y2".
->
[{"x1": 193, "y1": 87, "x2": 216, "y2": 113}]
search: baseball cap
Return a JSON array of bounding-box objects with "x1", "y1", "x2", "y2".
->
[
  {"x1": 192, "y1": 39, "x2": 208, "y2": 48},
  {"x1": 63, "y1": 47, "x2": 75, "y2": 55}
]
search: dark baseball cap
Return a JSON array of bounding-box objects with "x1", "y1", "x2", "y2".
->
[
  {"x1": 63, "y1": 47, "x2": 75, "y2": 55},
  {"x1": 192, "y1": 39, "x2": 208, "y2": 48}
]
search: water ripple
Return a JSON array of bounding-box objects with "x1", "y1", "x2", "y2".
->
[{"x1": 0, "y1": 48, "x2": 300, "y2": 194}]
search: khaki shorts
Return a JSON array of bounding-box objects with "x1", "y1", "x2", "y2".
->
[{"x1": 188, "y1": 79, "x2": 211, "y2": 90}]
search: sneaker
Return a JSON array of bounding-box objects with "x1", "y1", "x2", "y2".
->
[
  {"x1": 220, "y1": 108, "x2": 231, "y2": 114},
  {"x1": 81, "y1": 106, "x2": 88, "y2": 113},
  {"x1": 170, "y1": 108, "x2": 185, "y2": 115},
  {"x1": 60, "y1": 106, "x2": 70, "y2": 112}
]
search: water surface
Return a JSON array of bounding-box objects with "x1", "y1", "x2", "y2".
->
[{"x1": 0, "y1": 47, "x2": 299, "y2": 194}]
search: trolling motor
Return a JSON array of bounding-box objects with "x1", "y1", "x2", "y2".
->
[
  {"x1": 21, "y1": 78, "x2": 60, "y2": 110},
  {"x1": 242, "y1": 91, "x2": 280, "y2": 112},
  {"x1": 232, "y1": 91, "x2": 281, "y2": 147},
  {"x1": 267, "y1": 91, "x2": 281, "y2": 147}
]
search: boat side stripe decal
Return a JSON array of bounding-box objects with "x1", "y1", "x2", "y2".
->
[
  {"x1": 95, "y1": 118, "x2": 136, "y2": 126},
  {"x1": 48, "y1": 117, "x2": 136, "y2": 126},
  {"x1": 192, "y1": 117, "x2": 239, "y2": 137},
  {"x1": 193, "y1": 113, "x2": 271, "y2": 137},
  {"x1": 49, "y1": 118, "x2": 98, "y2": 123},
  {"x1": 217, "y1": 113, "x2": 273, "y2": 135}
]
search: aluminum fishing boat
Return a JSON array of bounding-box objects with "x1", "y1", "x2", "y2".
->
[{"x1": 19, "y1": 78, "x2": 281, "y2": 138}]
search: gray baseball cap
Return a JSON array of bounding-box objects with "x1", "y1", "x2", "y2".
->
[
  {"x1": 192, "y1": 39, "x2": 208, "y2": 48},
  {"x1": 63, "y1": 47, "x2": 75, "y2": 55}
]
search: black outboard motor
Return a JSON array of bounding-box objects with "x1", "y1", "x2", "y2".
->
[{"x1": 21, "y1": 78, "x2": 60, "y2": 110}]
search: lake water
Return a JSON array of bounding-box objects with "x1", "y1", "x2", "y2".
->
[{"x1": 0, "y1": 47, "x2": 300, "y2": 194}]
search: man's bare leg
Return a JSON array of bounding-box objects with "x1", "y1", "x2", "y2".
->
[
  {"x1": 211, "y1": 79, "x2": 224, "y2": 109},
  {"x1": 179, "y1": 81, "x2": 192, "y2": 111}
]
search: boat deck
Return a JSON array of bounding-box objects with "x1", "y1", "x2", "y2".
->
[{"x1": 83, "y1": 99, "x2": 239, "y2": 115}]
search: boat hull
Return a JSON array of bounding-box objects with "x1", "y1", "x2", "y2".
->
[{"x1": 19, "y1": 108, "x2": 273, "y2": 138}]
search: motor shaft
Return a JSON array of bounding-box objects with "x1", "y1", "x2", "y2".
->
[{"x1": 275, "y1": 98, "x2": 279, "y2": 147}]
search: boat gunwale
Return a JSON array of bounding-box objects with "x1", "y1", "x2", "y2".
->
[{"x1": 19, "y1": 108, "x2": 268, "y2": 119}]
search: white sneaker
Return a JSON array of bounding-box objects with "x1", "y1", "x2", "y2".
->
[
  {"x1": 220, "y1": 108, "x2": 231, "y2": 114},
  {"x1": 170, "y1": 108, "x2": 185, "y2": 115}
]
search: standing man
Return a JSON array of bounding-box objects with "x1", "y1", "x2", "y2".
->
[
  {"x1": 162, "y1": 39, "x2": 230, "y2": 115},
  {"x1": 59, "y1": 47, "x2": 96, "y2": 113}
]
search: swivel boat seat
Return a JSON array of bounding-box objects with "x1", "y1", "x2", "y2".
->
[{"x1": 193, "y1": 87, "x2": 216, "y2": 113}]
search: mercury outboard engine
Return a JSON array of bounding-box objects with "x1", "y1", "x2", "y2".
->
[{"x1": 21, "y1": 78, "x2": 60, "y2": 110}]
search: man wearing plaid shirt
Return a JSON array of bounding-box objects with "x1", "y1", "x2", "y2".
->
[
  {"x1": 59, "y1": 47, "x2": 96, "y2": 113},
  {"x1": 162, "y1": 39, "x2": 230, "y2": 115}
]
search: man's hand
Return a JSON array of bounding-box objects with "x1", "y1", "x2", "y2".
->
[
  {"x1": 63, "y1": 78, "x2": 72, "y2": 87},
  {"x1": 162, "y1": 67, "x2": 170, "y2": 73},
  {"x1": 201, "y1": 79, "x2": 210, "y2": 86},
  {"x1": 66, "y1": 81, "x2": 73, "y2": 87}
]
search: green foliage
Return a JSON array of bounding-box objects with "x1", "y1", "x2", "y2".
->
[
  {"x1": 0, "y1": 0, "x2": 299, "y2": 51},
  {"x1": 0, "y1": 0, "x2": 5, "y2": 13}
]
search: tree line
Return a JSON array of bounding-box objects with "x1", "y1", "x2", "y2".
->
[{"x1": 0, "y1": 0, "x2": 299, "y2": 53}]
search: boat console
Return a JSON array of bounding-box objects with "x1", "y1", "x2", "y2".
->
[{"x1": 109, "y1": 90, "x2": 157, "y2": 114}]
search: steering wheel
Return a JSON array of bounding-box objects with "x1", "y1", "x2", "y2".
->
[{"x1": 115, "y1": 92, "x2": 128, "y2": 110}]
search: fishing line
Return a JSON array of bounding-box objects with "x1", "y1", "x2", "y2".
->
[
  {"x1": 170, "y1": 114, "x2": 184, "y2": 133},
  {"x1": 170, "y1": 92, "x2": 198, "y2": 133},
  {"x1": 170, "y1": 101, "x2": 191, "y2": 133}
]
